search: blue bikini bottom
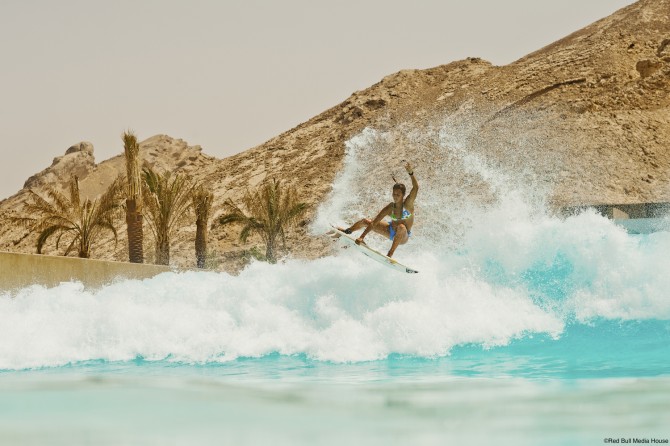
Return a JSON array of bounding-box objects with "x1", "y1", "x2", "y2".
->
[{"x1": 389, "y1": 223, "x2": 411, "y2": 241}]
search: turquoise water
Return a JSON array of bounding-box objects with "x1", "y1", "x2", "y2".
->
[
  {"x1": 2, "y1": 222, "x2": 669, "y2": 445},
  {"x1": 2, "y1": 129, "x2": 670, "y2": 444}
]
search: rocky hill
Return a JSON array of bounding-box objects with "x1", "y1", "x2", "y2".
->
[{"x1": 0, "y1": 0, "x2": 668, "y2": 272}]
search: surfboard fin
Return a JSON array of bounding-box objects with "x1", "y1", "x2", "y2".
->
[{"x1": 326, "y1": 229, "x2": 341, "y2": 239}]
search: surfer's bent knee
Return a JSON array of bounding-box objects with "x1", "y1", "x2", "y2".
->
[
  {"x1": 389, "y1": 223, "x2": 410, "y2": 243},
  {"x1": 397, "y1": 224, "x2": 408, "y2": 241}
]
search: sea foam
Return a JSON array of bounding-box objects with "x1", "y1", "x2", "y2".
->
[{"x1": 2, "y1": 124, "x2": 669, "y2": 370}]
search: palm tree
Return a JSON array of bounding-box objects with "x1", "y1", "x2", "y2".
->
[
  {"x1": 192, "y1": 185, "x2": 214, "y2": 268},
  {"x1": 142, "y1": 167, "x2": 193, "y2": 265},
  {"x1": 122, "y1": 130, "x2": 144, "y2": 263},
  {"x1": 16, "y1": 176, "x2": 123, "y2": 258},
  {"x1": 218, "y1": 178, "x2": 307, "y2": 264}
]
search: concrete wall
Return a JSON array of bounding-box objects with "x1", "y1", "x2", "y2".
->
[
  {"x1": 0, "y1": 251, "x2": 172, "y2": 291},
  {"x1": 559, "y1": 202, "x2": 670, "y2": 219}
]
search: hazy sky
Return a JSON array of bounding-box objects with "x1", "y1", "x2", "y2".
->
[{"x1": 0, "y1": 0, "x2": 635, "y2": 199}]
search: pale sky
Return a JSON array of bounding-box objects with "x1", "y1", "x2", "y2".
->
[{"x1": 0, "y1": 0, "x2": 635, "y2": 200}]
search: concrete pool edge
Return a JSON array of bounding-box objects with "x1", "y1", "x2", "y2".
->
[{"x1": 0, "y1": 251, "x2": 173, "y2": 290}]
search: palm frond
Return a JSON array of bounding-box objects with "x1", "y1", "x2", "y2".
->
[
  {"x1": 192, "y1": 185, "x2": 214, "y2": 220},
  {"x1": 36, "y1": 225, "x2": 65, "y2": 254},
  {"x1": 63, "y1": 236, "x2": 78, "y2": 257},
  {"x1": 123, "y1": 130, "x2": 142, "y2": 200},
  {"x1": 55, "y1": 229, "x2": 69, "y2": 250},
  {"x1": 69, "y1": 176, "x2": 81, "y2": 215},
  {"x1": 96, "y1": 220, "x2": 119, "y2": 247},
  {"x1": 21, "y1": 189, "x2": 59, "y2": 218},
  {"x1": 218, "y1": 213, "x2": 246, "y2": 225},
  {"x1": 45, "y1": 187, "x2": 72, "y2": 216},
  {"x1": 18, "y1": 176, "x2": 122, "y2": 258},
  {"x1": 239, "y1": 223, "x2": 255, "y2": 243},
  {"x1": 141, "y1": 166, "x2": 194, "y2": 264},
  {"x1": 217, "y1": 178, "x2": 308, "y2": 263}
]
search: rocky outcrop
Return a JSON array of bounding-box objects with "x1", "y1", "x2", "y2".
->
[
  {"x1": 23, "y1": 142, "x2": 96, "y2": 190},
  {"x1": 64, "y1": 142, "x2": 94, "y2": 156}
]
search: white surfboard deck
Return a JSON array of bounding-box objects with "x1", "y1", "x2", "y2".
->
[{"x1": 329, "y1": 225, "x2": 419, "y2": 274}]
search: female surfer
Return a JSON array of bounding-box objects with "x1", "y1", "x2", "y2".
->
[{"x1": 335, "y1": 161, "x2": 418, "y2": 258}]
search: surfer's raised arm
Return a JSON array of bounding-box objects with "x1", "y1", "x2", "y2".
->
[{"x1": 404, "y1": 162, "x2": 418, "y2": 207}]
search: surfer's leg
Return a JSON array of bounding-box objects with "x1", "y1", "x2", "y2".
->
[
  {"x1": 387, "y1": 224, "x2": 408, "y2": 258},
  {"x1": 343, "y1": 219, "x2": 390, "y2": 239},
  {"x1": 371, "y1": 221, "x2": 391, "y2": 238},
  {"x1": 344, "y1": 218, "x2": 372, "y2": 234}
]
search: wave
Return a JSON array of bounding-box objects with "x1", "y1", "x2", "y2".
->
[
  {"x1": 2, "y1": 125, "x2": 669, "y2": 370},
  {"x1": 2, "y1": 212, "x2": 669, "y2": 370}
]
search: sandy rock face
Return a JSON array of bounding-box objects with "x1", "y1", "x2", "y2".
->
[
  {"x1": 1, "y1": 0, "x2": 669, "y2": 272},
  {"x1": 23, "y1": 142, "x2": 96, "y2": 190}
]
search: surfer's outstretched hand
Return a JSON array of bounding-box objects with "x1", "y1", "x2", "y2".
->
[{"x1": 404, "y1": 161, "x2": 413, "y2": 173}]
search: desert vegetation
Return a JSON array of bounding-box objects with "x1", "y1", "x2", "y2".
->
[
  {"x1": 192, "y1": 185, "x2": 214, "y2": 269},
  {"x1": 218, "y1": 178, "x2": 307, "y2": 264},
  {"x1": 141, "y1": 167, "x2": 194, "y2": 266},
  {"x1": 14, "y1": 136, "x2": 306, "y2": 269},
  {"x1": 123, "y1": 131, "x2": 145, "y2": 264},
  {"x1": 15, "y1": 175, "x2": 123, "y2": 258}
]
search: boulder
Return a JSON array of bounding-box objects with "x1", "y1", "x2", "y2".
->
[
  {"x1": 24, "y1": 142, "x2": 96, "y2": 190},
  {"x1": 65, "y1": 141, "x2": 94, "y2": 155},
  {"x1": 635, "y1": 59, "x2": 663, "y2": 78}
]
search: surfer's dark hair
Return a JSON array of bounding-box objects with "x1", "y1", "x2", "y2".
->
[{"x1": 393, "y1": 183, "x2": 406, "y2": 195}]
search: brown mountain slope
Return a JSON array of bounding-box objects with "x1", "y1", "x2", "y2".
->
[{"x1": 1, "y1": 0, "x2": 668, "y2": 271}]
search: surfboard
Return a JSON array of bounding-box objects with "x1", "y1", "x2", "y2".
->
[{"x1": 328, "y1": 225, "x2": 419, "y2": 274}]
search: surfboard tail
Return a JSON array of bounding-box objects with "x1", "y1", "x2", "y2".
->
[{"x1": 328, "y1": 224, "x2": 419, "y2": 274}]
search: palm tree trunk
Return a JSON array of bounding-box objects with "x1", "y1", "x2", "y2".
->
[
  {"x1": 126, "y1": 198, "x2": 144, "y2": 263},
  {"x1": 193, "y1": 187, "x2": 212, "y2": 269},
  {"x1": 78, "y1": 245, "x2": 90, "y2": 259},
  {"x1": 266, "y1": 234, "x2": 277, "y2": 264},
  {"x1": 195, "y1": 218, "x2": 207, "y2": 268},
  {"x1": 123, "y1": 131, "x2": 144, "y2": 264},
  {"x1": 156, "y1": 237, "x2": 170, "y2": 265}
]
